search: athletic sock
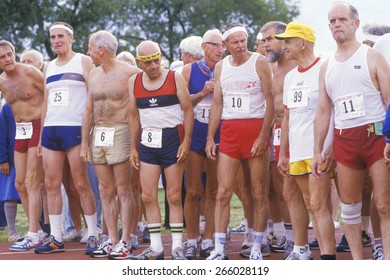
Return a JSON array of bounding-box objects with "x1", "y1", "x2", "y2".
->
[
  {"x1": 170, "y1": 223, "x2": 183, "y2": 251},
  {"x1": 214, "y1": 232, "x2": 226, "y2": 254},
  {"x1": 4, "y1": 201, "x2": 17, "y2": 235},
  {"x1": 84, "y1": 213, "x2": 98, "y2": 238},
  {"x1": 148, "y1": 223, "x2": 163, "y2": 253},
  {"x1": 49, "y1": 214, "x2": 63, "y2": 242}
]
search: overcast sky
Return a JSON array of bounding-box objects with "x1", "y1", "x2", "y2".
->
[{"x1": 294, "y1": 0, "x2": 390, "y2": 57}]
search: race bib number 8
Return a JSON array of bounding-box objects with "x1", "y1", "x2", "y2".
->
[
  {"x1": 94, "y1": 127, "x2": 115, "y2": 147},
  {"x1": 49, "y1": 88, "x2": 69, "y2": 107},
  {"x1": 287, "y1": 86, "x2": 310, "y2": 108},
  {"x1": 335, "y1": 92, "x2": 366, "y2": 121},
  {"x1": 142, "y1": 128, "x2": 162, "y2": 148},
  {"x1": 226, "y1": 91, "x2": 250, "y2": 113},
  {"x1": 15, "y1": 122, "x2": 33, "y2": 140}
]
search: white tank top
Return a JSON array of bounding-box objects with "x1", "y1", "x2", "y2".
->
[
  {"x1": 220, "y1": 52, "x2": 265, "y2": 120},
  {"x1": 44, "y1": 53, "x2": 88, "y2": 126},
  {"x1": 325, "y1": 44, "x2": 385, "y2": 129}
]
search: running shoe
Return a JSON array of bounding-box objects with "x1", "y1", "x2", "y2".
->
[
  {"x1": 230, "y1": 223, "x2": 246, "y2": 233},
  {"x1": 130, "y1": 234, "x2": 139, "y2": 250},
  {"x1": 241, "y1": 232, "x2": 254, "y2": 249},
  {"x1": 309, "y1": 239, "x2": 320, "y2": 250},
  {"x1": 206, "y1": 250, "x2": 228, "y2": 260},
  {"x1": 283, "y1": 240, "x2": 294, "y2": 259},
  {"x1": 372, "y1": 245, "x2": 384, "y2": 260},
  {"x1": 130, "y1": 247, "x2": 164, "y2": 260},
  {"x1": 240, "y1": 243, "x2": 270, "y2": 258},
  {"x1": 109, "y1": 240, "x2": 132, "y2": 260},
  {"x1": 172, "y1": 247, "x2": 187, "y2": 260},
  {"x1": 336, "y1": 234, "x2": 350, "y2": 252},
  {"x1": 9, "y1": 236, "x2": 38, "y2": 252},
  {"x1": 249, "y1": 249, "x2": 263, "y2": 260},
  {"x1": 85, "y1": 236, "x2": 99, "y2": 255},
  {"x1": 184, "y1": 243, "x2": 197, "y2": 260},
  {"x1": 271, "y1": 235, "x2": 287, "y2": 252},
  {"x1": 199, "y1": 243, "x2": 214, "y2": 259},
  {"x1": 62, "y1": 229, "x2": 83, "y2": 242},
  {"x1": 91, "y1": 239, "x2": 113, "y2": 258},
  {"x1": 8, "y1": 232, "x2": 21, "y2": 243},
  {"x1": 362, "y1": 230, "x2": 372, "y2": 247},
  {"x1": 34, "y1": 235, "x2": 64, "y2": 254}
]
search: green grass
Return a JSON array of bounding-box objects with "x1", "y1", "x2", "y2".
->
[{"x1": 0, "y1": 189, "x2": 245, "y2": 242}]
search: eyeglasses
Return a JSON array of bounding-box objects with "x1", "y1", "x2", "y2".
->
[{"x1": 205, "y1": 42, "x2": 224, "y2": 49}]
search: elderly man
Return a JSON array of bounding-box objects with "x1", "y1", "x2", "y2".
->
[
  {"x1": 80, "y1": 30, "x2": 141, "y2": 259},
  {"x1": 0, "y1": 40, "x2": 46, "y2": 251},
  {"x1": 128, "y1": 40, "x2": 193, "y2": 260},
  {"x1": 205, "y1": 23, "x2": 274, "y2": 260},
  {"x1": 312, "y1": 2, "x2": 390, "y2": 260}
]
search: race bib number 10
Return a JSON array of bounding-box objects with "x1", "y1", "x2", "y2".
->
[
  {"x1": 94, "y1": 127, "x2": 115, "y2": 147},
  {"x1": 49, "y1": 88, "x2": 69, "y2": 107},
  {"x1": 226, "y1": 91, "x2": 250, "y2": 113},
  {"x1": 142, "y1": 128, "x2": 162, "y2": 148}
]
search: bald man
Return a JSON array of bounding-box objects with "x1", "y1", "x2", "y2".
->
[
  {"x1": 128, "y1": 40, "x2": 193, "y2": 260},
  {"x1": 80, "y1": 30, "x2": 141, "y2": 259}
]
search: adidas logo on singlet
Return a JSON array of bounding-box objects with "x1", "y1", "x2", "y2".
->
[{"x1": 149, "y1": 98, "x2": 158, "y2": 107}]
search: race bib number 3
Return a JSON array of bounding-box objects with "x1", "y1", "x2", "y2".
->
[
  {"x1": 226, "y1": 91, "x2": 250, "y2": 113},
  {"x1": 94, "y1": 127, "x2": 115, "y2": 147},
  {"x1": 287, "y1": 86, "x2": 310, "y2": 108},
  {"x1": 335, "y1": 92, "x2": 366, "y2": 121},
  {"x1": 49, "y1": 88, "x2": 69, "y2": 107},
  {"x1": 142, "y1": 128, "x2": 162, "y2": 148},
  {"x1": 15, "y1": 122, "x2": 33, "y2": 140}
]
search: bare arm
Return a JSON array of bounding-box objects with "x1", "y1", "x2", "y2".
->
[
  {"x1": 277, "y1": 107, "x2": 290, "y2": 177},
  {"x1": 80, "y1": 71, "x2": 95, "y2": 163},
  {"x1": 38, "y1": 65, "x2": 49, "y2": 156},
  {"x1": 312, "y1": 61, "x2": 333, "y2": 178},
  {"x1": 128, "y1": 76, "x2": 141, "y2": 169},
  {"x1": 205, "y1": 60, "x2": 223, "y2": 160},
  {"x1": 252, "y1": 56, "x2": 274, "y2": 156},
  {"x1": 175, "y1": 71, "x2": 194, "y2": 163}
]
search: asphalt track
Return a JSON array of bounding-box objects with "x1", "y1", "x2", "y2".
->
[{"x1": 0, "y1": 229, "x2": 373, "y2": 260}]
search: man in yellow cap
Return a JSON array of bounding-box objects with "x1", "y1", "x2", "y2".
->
[{"x1": 276, "y1": 21, "x2": 336, "y2": 260}]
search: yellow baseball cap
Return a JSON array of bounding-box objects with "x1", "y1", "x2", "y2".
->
[{"x1": 275, "y1": 22, "x2": 316, "y2": 43}]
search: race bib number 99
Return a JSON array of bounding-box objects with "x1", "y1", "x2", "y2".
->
[
  {"x1": 335, "y1": 92, "x2": 366, "y2": 121},
  {"x1": 287, "y1": 86, "x2": 310, "y2": 108},
  {"x1": 49, "y1": 88, "x2": 69, "y2": 107},
  {"x1": 141, "y1": 128, "x2": 162, "y2": 148},
  {"x1": 94, "y1": 127, "x2": 115, "y2": 147}
]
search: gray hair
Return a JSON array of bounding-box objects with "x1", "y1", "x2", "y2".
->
[
  {"x1": 91, "y1": 30, "x2": 118, "y2": 54},
  {"x1": 179, "y1": 36, "x2": 204, "y2": 59},
  {"x1": 20, "y1": 49, "x2": 43, "y2": 65},
  {"x1": 362, "y1": 22, "x2": 390, "y2": 36},
  {"x1": 0, "y1": 40, "x2": 15, "y2": 53},
  {"x1": 116, "y1": 51, "x2": 136, "y2": 66},
  {"x1": 203, "y1": 29, "x2": 222, "y2": 42},
  {"x1": 260, "y1": 21, "x2": 287, "y2": 35}
]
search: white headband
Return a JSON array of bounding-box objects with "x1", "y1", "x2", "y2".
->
[
  {"x1": 222, "y1": 26, "x2": 248, "y2": 41},
  {"x1": 50, "y1": 24, "x2": 74, "y2": 35}
]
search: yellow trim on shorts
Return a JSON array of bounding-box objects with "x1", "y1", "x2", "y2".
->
[{"x1": 290, "y1": 158, "x2": 336, "y2": 178}]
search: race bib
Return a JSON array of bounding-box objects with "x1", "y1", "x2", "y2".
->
[
  {"x1": 335, "y1": 92, "x2": 366, "y2": 121},
  {"x1": 273, "y1": 128, "x2": 281, "y2": 146},
  {"x1": 226, "y1": 91, "x2": 250, "y2": 113},
  {"x1": 94, "y1": 127, "x2": 115, "y2": 147},
  {"x1": 287, "y1": 86, "x2": 310, "y2": 108},
  {"x1": 15, "y1": 122, "x2": 33, "y2": 140},
  {"x1": 196, "y1": 103, "x2": 211, "y2": 124},
  {"x1": 49, "y1": 88, "x2": 69, "y2": 107},
  {"x1": 141, "y1": 128, "x2": 162, "y2": 148}
]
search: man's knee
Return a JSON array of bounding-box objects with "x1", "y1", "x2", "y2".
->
[{"x1": 341, "y1": 202, "x2": 362, "y2": 224}]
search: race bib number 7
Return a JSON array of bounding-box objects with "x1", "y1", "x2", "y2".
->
[
  {"x1": 141, "y1": 128, "x2": 162, "y2": 148},
  {"x1": 49, "y1": 88, "x2": 69, "y2": 107}
]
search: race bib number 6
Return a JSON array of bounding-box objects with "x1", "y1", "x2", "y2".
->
[
  {"x1": 49, "y1": 88, "x2": 69, "y2": 107},
  {"x1": 15, "y1": 122, "x2": 33, "y2": 140},
  {"x1": 142, "y1": 128, "x2": 162, "y2": 148},
  {"x1": 94, "y1": 127, "x2": 115, "y2": 147}
]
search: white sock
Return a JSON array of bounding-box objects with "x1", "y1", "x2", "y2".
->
[
  {"x1": 149, "y1": 223, "x2": 163, "y2": 253},
  {"x1": 214, "y1": 232, "x2": 226, "y2": 254},
  {"x1": 170, "y1": 223, "x2": 183, "y2": 251},
  {"x1": 49, "y1": 215, "x2": 63, "y2": 241},
  {"x1": 84, "y1": 213, "x2": 98, "y2": 238},
  {"x1": 252, "y1": 231, "x2": 264, "y2": 251}
]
